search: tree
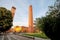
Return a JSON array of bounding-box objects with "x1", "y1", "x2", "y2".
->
[
  {"x1": 35, "y1": 0, "x2": 60, "y2": 40},
  {"x1": 34, "y1": 18, "x2": 44, "y2": 31},
  {"x1": 42, "y1": 0, "x2": 60, "y2": 40},
  {"x1": 0, "y1": 7, "x2": 13, "y2": 32}
]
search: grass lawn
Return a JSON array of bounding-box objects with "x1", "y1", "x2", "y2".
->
[{"x1": 22, "y1": 32, "x2": 49, "y2": 39}]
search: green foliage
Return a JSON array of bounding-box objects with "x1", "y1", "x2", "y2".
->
[
  {"x1": 0, "y1": 7, "x2": 13, "y2": 32},
  {"x1": 42, "y1": 1, "x2": 60, "y2": 40},
  {"x1": 23, "y1": 33, "x2": 48, "y2": 39},
  {"x1": 34, "y1": 18, "x2": 43, "y2": 31},
  {"x1": 35, "y1": 0, "x2": 60, "y2": 40}
]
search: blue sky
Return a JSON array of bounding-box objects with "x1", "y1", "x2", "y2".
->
[{"x1": 0, "y1": 0, "x2": 56, "y2": 27}]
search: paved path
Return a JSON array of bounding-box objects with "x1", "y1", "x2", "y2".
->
[
  {"x1": 0, "y1": 33, "x2": 50, "y2": 40},
  {"x1": 0, "y1": 33, "x2": 33, "y2": 40},
  {"x1": 0, "y1": 35, "x2": 4, "y2": 40},
  {"x1": 9, "y1": 34, "x2": 33, "y2": 40},
  {"x1": 9, "y1": 34, "x2": 50, "y2": 40}
]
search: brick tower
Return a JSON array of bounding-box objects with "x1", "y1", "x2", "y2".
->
[
  {"x1": 28, "y1": 5, "x2": 34, "y2": 33},
  {"x1": 11, "y1": 6, "x2": 16, "y2": 18}
]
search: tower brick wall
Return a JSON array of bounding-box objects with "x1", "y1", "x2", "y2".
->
[{"x1": 28, "y1": 5, "x2": 34, "y2": 33}]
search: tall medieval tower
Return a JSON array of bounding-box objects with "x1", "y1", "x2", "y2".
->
[
  {"x1": 11, "y1": 6, "x2": 16, "y2": 18},
  {"x1": 28, "y1": 5, "x2": 34, "y2": 33}
]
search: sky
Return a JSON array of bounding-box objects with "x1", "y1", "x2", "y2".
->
[{"x1": 0, "y1": 0, "x2": 56, "y2": 27}]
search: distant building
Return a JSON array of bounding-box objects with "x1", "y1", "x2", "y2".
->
[
  {"x1": 13, "y1": 26, "x2": 21, "y2": 33},
  {"x1": 21, "y1": 26, "x2": 28, "y2": 33}
]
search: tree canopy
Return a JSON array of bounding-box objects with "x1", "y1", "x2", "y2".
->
[
  {"x1": 35, "y1": 0, "x2": 60, "y2": 40},
  {"x1": 0, "y1": 7, "x2": 13, "y2": 32}
]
